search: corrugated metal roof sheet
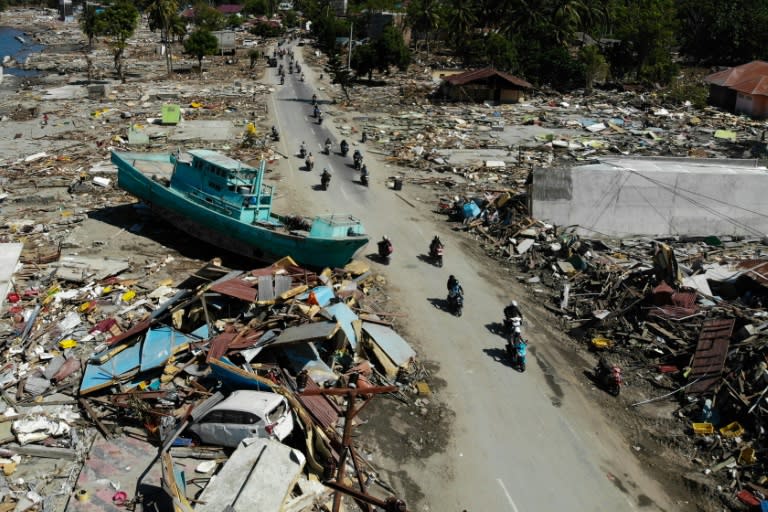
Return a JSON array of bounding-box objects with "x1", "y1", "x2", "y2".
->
[
  {"x1": 443, "y1": 67, "x2": 532, "y2": 89},
  {"x1": 705, "y1": 61, "x2": 768, "y2": 96},
  {"x1": 210, "y1": 277, "x2": 258, "y2": 302},
  {"x1": 736, "y1": 259, "x2": 768, "y2": 286},
  {"x1": 298, "y1": 379, "x2": 340, "y2": 431},
  {"x1": 688, "y1": 319, "x2": 734, "y2": 394}
]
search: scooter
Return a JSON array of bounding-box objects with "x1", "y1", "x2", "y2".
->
[
  {"x1": 324, "y1": 142, "x2": 331, "y2": 155},
  {"x1": 594, "y1": 360, "x2": 623, "y2": 396},
  {"x1": 507, "y1": 338, "x2": 528, "y2": 372},
  {"x1": 447, "y1": 289, "x2": 463, "y2": 317},
  {"x1": 320, "y1": 172, "x2": 331, "y2": 190},
  {"x1": 429, "y1": 242, "x2": 444, "y2": 267}
]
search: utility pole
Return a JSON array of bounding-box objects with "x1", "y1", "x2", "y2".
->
[{"x1": 348, "y1": 22, "x2": 353, "y2": 69}]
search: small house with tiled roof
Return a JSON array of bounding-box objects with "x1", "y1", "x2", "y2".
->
[
  {"x1": 438, "y1": 67, "x2": 533, "y2": 104},
  {"x1": 704, "y1": 61, "x2": 768, "y2": 118}
]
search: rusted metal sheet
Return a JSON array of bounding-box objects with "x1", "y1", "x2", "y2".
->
[
  {"x1": 736, "y1": 259, "x2": 768, "y2": 287},
  {"x1": 207, "y1": 331, "x2": 238, "y2": 361},
  {"x1": 106, "y1": 318, "x2": 151, "y2": 346},
  {"x1": 297, "y1": 379, "x2": 341, "y2": 431},
  {"x1": 210, "y1": 277, "x2": 258, "y2": 302},
  {"x1": 688, "y1": 319, "x2": 735, "y2": 394}
]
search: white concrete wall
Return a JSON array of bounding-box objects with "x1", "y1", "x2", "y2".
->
[{"x1": 531, "y1": 158, "x2": 768, "y2": 238}]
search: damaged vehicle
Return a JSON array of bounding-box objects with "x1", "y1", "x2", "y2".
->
[{"x1": 186, "y1": 390, "x2": 294, "y2": 447}]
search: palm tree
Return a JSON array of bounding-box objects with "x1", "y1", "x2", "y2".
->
[
  {"x1": 448, "y1": 0, "x2": 478, "y2": 60},
  {"x1": 146, "y1": 0, "x2": 179, "y2": 76},
  {"x1": 407, "y1": 0, "x2": 442, "y2": 56}
]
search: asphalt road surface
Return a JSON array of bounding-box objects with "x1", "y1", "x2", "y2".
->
[{"x1": 269, "y1": 42, "x2": 678, "y2": 512}]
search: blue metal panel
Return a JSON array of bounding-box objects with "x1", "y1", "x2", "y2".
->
[
  {"x1": 362, "y1": 322, "x2": 416, "y2": 367},
  {"x1": 140, "y1": 326, "x2": 192, "y2": 372},
  {"x1": 209, "y1": 357, "x2": 273, "y2": 391},
  {"x1": 80, "y1": 342, "x2": 142, "y2": 394},
  {"x1": 325, "y1": 302, "x2": 358, "y2": 350},
  {"x1": 297, "y1": 285, "x2": 335, "y2": 307}
]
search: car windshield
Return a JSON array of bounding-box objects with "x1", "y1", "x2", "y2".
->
[{"x1": 267, "y1": 401, "x2": 287, "y2": 423}]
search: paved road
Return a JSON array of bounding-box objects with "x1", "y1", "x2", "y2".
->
[{"x1": 269, "y1": 43, "x2": 677, "y2": 512}]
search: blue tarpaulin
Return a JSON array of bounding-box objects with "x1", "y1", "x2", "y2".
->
[
  {"x1": 462, "y1": 202, "x2": 481, "y2": 219},
  {"x1": 297, "y1": 285, "x2": 335, "y2": 307}
]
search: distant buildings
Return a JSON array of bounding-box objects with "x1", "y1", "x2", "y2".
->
[{"x1": 705, "y1": 61, "x2": 768, "y2": 118}]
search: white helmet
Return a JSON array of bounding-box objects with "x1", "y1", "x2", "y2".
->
[
  {"x1": 511, "y1": 300, "x2": 518, "y2": 307},
  {"x1": 383, "y1": 235, "x2": 389, "y2": 241}
]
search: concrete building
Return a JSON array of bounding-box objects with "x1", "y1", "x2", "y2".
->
[
  {"x1": 705, "y1": 61, "x2": 768, "y2": 118},
  {"x1": 531, "y1": 157, "x2": 768, "y2": 238}
]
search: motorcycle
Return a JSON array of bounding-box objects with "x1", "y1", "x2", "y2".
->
[
  {"x1": 378, "y1": 239, "x2": 393, "y2": 264},
  {"x1": 340, "y1": 143, "x2": 349, "y2": 157},
  {"x1": 360, "y1": 169, "x2": 369, "y2": 187},
  {"x1": 429, "y1": 242, "x2": 444, "y2": 267},
  {"x1": 320, "y1": 172, "x2": 331, "y2": 191},
  {"x1": 280, "y1": 76, "x2": 284, "y2": 85},
  {"x1": 318, "y1": 113, "x2": 324, "y2": 125},
  {"x1": 447, "y1": 288, "x2": 463, "y2": 317},
  {"x1": 305, "y1": 158, "x2": 314, "y2": 171},
  {"x1": 324, "y1": 142, "x2": 331, "y2": 155},
  {"x1": 313, "y1": 106, "x2": 320, "y2": 118},
  {"x1": 594, "y1": 360, "x2": 623, "y2": 396},
  {"x1": 299, "y1": 147, "x2": 306, "y2": 159},
  {"x1": 353, "y1": 155, "x2": 362, "y2": 171},
  {"x1": 507, "y1": 338, "x2": 527, "y2": 372},
  {"x1": 271, "y1": 129, "x2": 280, "y2": 142}
]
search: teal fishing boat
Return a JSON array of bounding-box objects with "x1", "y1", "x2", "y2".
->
[{"x1": 111, "y1": 149, "x2": 369, "y2": 268}]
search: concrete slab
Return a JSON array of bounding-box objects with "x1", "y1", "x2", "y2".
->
[
  {"x1": 532, "y1": 157, "x2": 768, "y2": 238},
  {"x1": 196, "y1": 438, "x2": 305, "y2": 512},
  {"x1": 168, "y1": 120, "x2": 237, "y2": 142}
]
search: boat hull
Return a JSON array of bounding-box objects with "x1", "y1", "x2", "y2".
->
[{"x1": 112, "y1": 152, "x2": 368, "y2": 268}]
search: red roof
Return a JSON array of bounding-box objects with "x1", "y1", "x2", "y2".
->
[
  {"x1": 443, "y1": 67, "x2": 532, "y2": 89},
  {"x1": 705, "y1": 60, "x2": 768, "y2": 96},
  {"x1": 217, "y1": 4, "x2": 243, "y2": 14}
]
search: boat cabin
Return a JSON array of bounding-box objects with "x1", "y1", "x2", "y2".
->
[{"x1": 171, "y1": 149, "x2": 274, "y2": 224}]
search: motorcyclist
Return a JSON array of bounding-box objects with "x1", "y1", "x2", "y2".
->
[
  {"x1": 360, "y1": 164, "x2": 369, "y2": 185},
  {"x1": 430, "y1": 235, "x2": 442, "y2": 256},
  {"x1": 504, "y1": 300, "x2": 523, "y2": 321},
  {"x1": 271, "y1": 126, "x2": 279, "y2": 139},
  {"x1": 305, "y1": 152, "x2": 314, "y2": 170},
  {"x1": 318, "y1": 111, "x2": 324, "y2": 124},
  {"x1": 300, "y1": 73, "x2": 305, "y2": 82},
  {"x1": 320, "y1": 168, "x2": 331, "y2": 190},
  {"x1": 447, "y1": 274, "x2": 459, "y2": 294},
  {"x1": 299, "y1": 141, "x2": 307, "y2": 158},
  {"x1": 353, "y1": 149, "x2": 362, "y2": 169},
  {"x1": 312, "y1": 94, "x2": 317, "y2": 106},
  {"x1": 280, "y1": 75, "x2": 284, "y2": 85},
  {"x1": 378, "y1": 236, "x2": 393, "y2": 258},
  {"x1": 361, "y1": 131, "x2": 368, "y2": 143},
  {"x1": 340, "y1": 139, "x2": 349, "y2": 156},
  {"x1": 313, "y1": 105, "x2": 320, "y2": 118},
  {"x1": 324, "y1": 137, "x2": 332, "y2": 154}
]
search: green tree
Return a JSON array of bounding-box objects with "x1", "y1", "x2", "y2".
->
[
  {"x1": 677, "y1": 0, "x2": 768, "y2": 65},
  {"x1": 192, "y1": 2, "x2": 224, "y2": 31},
  {"x1": 184, "y1": 29, "x2": 219, "y2": 73},
  {"x1": 146, "y1": 0, "x2": 179, "y2": 76},
  {"x1": 170, "y1": 13, "x2": 187, "y2": 43},
  {"x1": 373, "y1": 24, "x2": 411, "y2": 74},
  {"x1": 609, "y1": 0, "x2": 678, "y2": 84},
  {"x1": 326, "y1": 48, "x2": 352, "y2": 101},
  {"x1": 351, "y1": 44, "x2": 376, "y2": 80},
  {"x1": 283, "y1": 9, "x2": 298, "y2": 28},
  {"x1": 98, "y1": 0, "x2": 139, "y2": 82},
  {"x1": 0, "y1": 0, "x2": 7, "y2": 12},
  {"x1": 79, "y1": 4, "x2": 99, "y2": 50},
  {"x1": 447, "y1": 0, "x2": 478, "y2": 61},
  {"x1": 579, "y1": 44, "x2": 608, "y2": 93},
  {"x1": 407, "y1": 0, "x2": 443, "y2": 56},
  {"x1": 243, "y1": 0, "x2": 270, "y2": 16}
]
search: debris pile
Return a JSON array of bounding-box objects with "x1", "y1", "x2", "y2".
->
[{"x1": 1, "y1": 250, "x2": 424, "y2": 510}]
